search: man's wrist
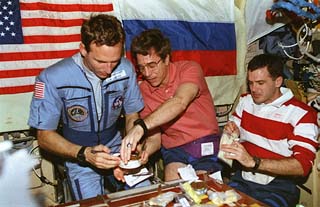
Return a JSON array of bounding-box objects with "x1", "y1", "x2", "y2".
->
[
  {"x1": 252, "y1": 156, "x2": 261, "y2": 171},
  {"x1": 134, "y1": 118, "x2": 148, "y2": 137},
  {"x1": 76, "y1": 146, "x2": 87, "y2": 164}
]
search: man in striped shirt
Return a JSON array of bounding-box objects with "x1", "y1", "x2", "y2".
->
[{"x1": 221, "y1": 54, "x2": 319, "y2": 207}]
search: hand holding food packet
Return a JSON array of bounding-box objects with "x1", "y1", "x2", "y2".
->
[{"x1": 217, "y1": 132, "x2": 239, "y2": 167}]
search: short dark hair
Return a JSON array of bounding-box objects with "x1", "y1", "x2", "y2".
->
[
  {"x1": 130, "y1": 29, "x2": 171, "y2": 62},
  {"x1": 247, "y1": 53, "x2": 284, "y2": 80},
  {"x1": 81, "y1": 14, "x2": 125, "y2": 52}
]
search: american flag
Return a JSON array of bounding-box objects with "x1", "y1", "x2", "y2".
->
[
  {"x1": 1, "y1": 0, "x2": 240, "y2": 106},
  {"x1": 34, "y1": 81, "x2": 45, "y2": 99},
  {"x1": 0, "y1": 0, "x2": 114, "y2": 95}
]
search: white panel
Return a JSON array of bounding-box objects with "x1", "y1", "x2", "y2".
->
[
  {"x1": 246, "y1": 0, "x2": 284, "y2": 44},
  {"x1": 0, "y1": 93, "x2": 33, "y2": 132}
]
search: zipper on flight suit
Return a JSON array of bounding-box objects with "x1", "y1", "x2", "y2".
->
[
  {"x1": 96, "y1": 80, "x2": 104, "y2": 145},
  {"x1": 88, "y1": 73, "x2": 129, "y2": 145},
  {"x1": 82, "y1": 73, "x2": 103, "y2": 145}
]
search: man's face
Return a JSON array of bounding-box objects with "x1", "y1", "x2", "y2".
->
[
  {"x1": 80, "y1": 42, "x2": 122, "y2": 79},
  {"x1": 248, "y1": 66, "x2": 282, "y2": 104},
  {"x1": 136, "y1": 51, "x2": 169, "y2": 88}
]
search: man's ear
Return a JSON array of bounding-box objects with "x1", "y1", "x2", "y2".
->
[
  {"x1": 164, "y1": 54, "x2": 170, "y2": 65},
  {"x1": 79, "y1": 43, "x2": 87, "y2": 57},
  {"x1": 275, "y1": 76, "x2": 283, "y2": 87}
]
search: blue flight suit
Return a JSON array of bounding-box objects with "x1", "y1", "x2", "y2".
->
[{"x1": 28, "y1": 53, "x2": 144, "y2": 200}]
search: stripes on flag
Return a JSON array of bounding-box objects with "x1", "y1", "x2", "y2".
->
[
  {"x1": 34, "y1": 81, "x2": 45, "y2": 99},
  {"x1": 0, "y1": 0, "x2": 114, "y2": 95},
  {"x1": 1, "y1": 0, "x2": 238, "y2": 101}
]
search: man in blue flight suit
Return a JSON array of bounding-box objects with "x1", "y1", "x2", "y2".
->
[{"x1": 28, "y1": 14, "x2": 144, "y2": 200}]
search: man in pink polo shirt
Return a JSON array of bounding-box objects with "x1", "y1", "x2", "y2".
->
[{"x1": 120, "y1": 29, "x2": 222, "y2": 181}]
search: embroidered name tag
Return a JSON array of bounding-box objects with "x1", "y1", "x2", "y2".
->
[{"x1": 107, "y1": 70, "x2": 127, "y2": 82}]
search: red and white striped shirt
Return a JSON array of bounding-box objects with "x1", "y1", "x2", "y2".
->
[{"x1": 230, "y1": 87, "x2": 319, "y2": 176}]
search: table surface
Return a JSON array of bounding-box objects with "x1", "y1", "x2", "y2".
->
[{"x1": 55, "y1": 175, "x2": 268, "y2": 207}]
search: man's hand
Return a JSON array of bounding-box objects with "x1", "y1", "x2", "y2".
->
[
  {"x1": 220, "y1": 141, "x2": 255, "y2": 168},
  {"x1": 223, "y1": 121, "x2": 240, "y2": 136},
  {"x1": 135, "y1": 140, "x2": 149, "y2": 165},
  {"x1": 113, "y1": 167, "x2": 126, "y2": 182},
  {"x1": 120, "y1": 125, "x2": 144, "y2": 164},
  {"x1": 85, "y1": 145, "x2": 121, "y2": 169},
  {"x1": 222, "y1": 121, "x2": 254, "y2": 169},
  {"x1": 139, "y1": 150, "x2": 150, "y2": 165}
]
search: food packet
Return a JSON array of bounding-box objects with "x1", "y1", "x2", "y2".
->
[
  {"x1": 207, "y1": 189, "x2": 241, "y2": 206},
  {"x1": 224, "y1": 189, "x2": 241, "y2": 204},
  {"x1": 148, "y1": 191, "x2": 177, "y2": 207},
  {"x1": 217, "y1": 132, "x2": 238, "y2": 167}
]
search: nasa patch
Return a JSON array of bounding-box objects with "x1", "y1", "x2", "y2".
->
[
  {"x1": 67, "y1": 105, "x2": 88, "y2": 122},
  {"x1": 112, "y1": 96, "x2": 123, "y2": 109}
]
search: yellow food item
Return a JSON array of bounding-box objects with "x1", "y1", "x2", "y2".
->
[
  {"x1": 249, "y1": 204, "x2": 262, "y2": 207},
  {"x1": 182, "y1": 182, "x2": 202, "y2": 204}
]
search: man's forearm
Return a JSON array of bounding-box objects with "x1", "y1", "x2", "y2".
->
[
  {"x1": 144, "y1": 82, "x2": 198, "y2": 132},
  {"x1": 256, "y1": 157, "x2": 304, "y2": 176},
  {"x1": 144, "y1": 97, "x2": 186, "y2": 130},
  {"x1": 37, "y1": 130, "x2": 80, "y2": 159}
]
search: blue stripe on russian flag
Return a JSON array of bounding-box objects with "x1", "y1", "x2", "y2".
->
[
  {"x1": 123, "y1": 20, "x2": 236, "y2": 51},
  {"x1": 123, "y1": 19, "x2": 236, "y2": 76}
]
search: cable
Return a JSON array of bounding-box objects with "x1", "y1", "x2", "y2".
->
[
  {"x1": 277, "y1": 24, "x2": 308, "y2": 60},
  {"x1": 277, "y1": 39, "x2": 299, "y2": 48},
  {"x1": 296, "y1": 23, "x2": 320, "y2": 62},
  {"x1": 282, "y1": 48, "x2": 304, "y2": 60},
  {"x1": 278, "y1": 23, "x2": 320, "y2": 62},
  {"x1": 29, "y1": 145, "x2": 57, "y2": 186}
]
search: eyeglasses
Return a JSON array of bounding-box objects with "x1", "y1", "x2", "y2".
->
[{"x1": 137, "y1": 59, "x2": 162, "y2": 73}]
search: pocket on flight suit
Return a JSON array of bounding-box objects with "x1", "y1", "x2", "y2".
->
[{"x1": 63, "y1": 96, "x2": 92, "y2": 131}]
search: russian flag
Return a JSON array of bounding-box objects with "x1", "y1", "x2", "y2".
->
[{"x1": 115, "y1": 0, "x2": 236, "y2": 77}]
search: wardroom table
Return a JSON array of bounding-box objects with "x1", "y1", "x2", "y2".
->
[{"x1": 54, "y1": 174, "x2": 268, "y2": 207}]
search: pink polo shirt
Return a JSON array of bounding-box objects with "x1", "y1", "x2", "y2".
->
[{"x1": 140, "y1": 61, "x2": 219, "y2": 149}]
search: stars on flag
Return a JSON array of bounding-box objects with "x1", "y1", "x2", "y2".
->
[{"x1": 0, "y1": 0, "x2": 23, "y2": 44}]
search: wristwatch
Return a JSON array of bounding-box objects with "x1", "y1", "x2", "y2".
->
[
  {"x1": 76, "y1": 146, "x2": 87, "y2": 164},
  {"x1": 134, "y1": 118, "x2": 148, "y2": 137},
  {"x1": 252, "y1": 156, "x2": 261, "y2": 171}
]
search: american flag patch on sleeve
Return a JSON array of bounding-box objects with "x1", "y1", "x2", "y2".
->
[{"x1": 34, "y1": 81, "x2": 45, "y2": 99}]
